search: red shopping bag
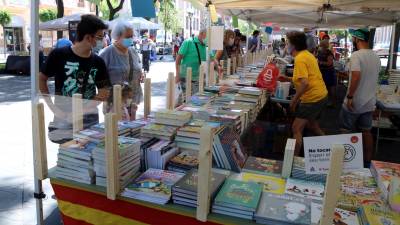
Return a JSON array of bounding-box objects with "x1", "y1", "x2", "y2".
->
[{"x1": 256, "y1": 63, "x2": 279, "y2": 92}]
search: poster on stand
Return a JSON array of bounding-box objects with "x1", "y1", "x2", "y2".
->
[
  {"x1": 303, "y1": 133, "x2": 363, "y2": 174},
  {"x1": 210, "y1": 26, "x2": 224, "y2": 50}
]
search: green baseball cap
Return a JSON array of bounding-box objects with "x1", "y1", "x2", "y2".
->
[{"x1": 349, "y1": 28, "x2": 370, "y2": 41}]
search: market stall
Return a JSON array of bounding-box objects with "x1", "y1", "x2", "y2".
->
[{"x1": 29, "y1": 1, "x2": 400, "y2": 225}]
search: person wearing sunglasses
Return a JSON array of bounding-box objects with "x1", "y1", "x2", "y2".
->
[{"x1": 39, "y1": 14, "x2": 111, "y2": 143}]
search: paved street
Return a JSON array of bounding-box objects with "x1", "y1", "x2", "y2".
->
[{"x1": 0, "y1": 56, "x2": 175, "y2": 225}]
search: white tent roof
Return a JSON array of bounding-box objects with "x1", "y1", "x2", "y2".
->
[
  {"x1": 108, "y1": 17, "x2": 161, "y2": 30},
  {"x1": 39, "y1": 13, "x2": 87, "y2": 31},
  {"x1": 188, "y1": 0, "x2": 400, "y2": 28},
  {"x1": 39, "y1": 13, "x2": 161, "y2": 31}
]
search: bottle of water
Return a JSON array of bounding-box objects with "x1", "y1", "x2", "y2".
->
[{"x1": 277, "y1": 84, "x2": 283, "y2": 99}]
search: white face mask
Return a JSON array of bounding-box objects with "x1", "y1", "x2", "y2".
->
[
  {"x1": 92, "y1": 39, "x2": 103, "y2": 53},
  {"x1": 228, "y1": 38, "x2": 235, "y2": 46},
  {"x1": 125, "y1": 98, "x2": 133, "y2": 106}
]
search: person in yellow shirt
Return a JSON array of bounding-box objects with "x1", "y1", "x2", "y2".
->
[{"x1": 279, "y1": 31, "x2": 328, "y2": 155}]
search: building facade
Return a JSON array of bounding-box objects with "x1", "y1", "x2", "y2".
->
[
  {"x1": 175, "y1": 0, "x2": 202, "y2": 39},
  {"x1": 0, "y1": 0, "x2": 93, "y2": 53}
]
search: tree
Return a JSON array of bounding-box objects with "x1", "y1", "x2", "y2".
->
[
  {"x1": 39, "y1": 9, "x2": 57, "y2": 22},
  {"x1": 87, "y1": 0, "x2": 124, "y2": 20},
  {"x1": 0, "y1": 10, "x2": 11, "y2": 56},
  {"x1": 55, "y1": 0, "x2": 64, "y2": 39},
  {"x1": 157, "y1": 0, "x2": 181, "y2": 34}
]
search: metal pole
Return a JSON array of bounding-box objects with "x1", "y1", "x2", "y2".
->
[
  {"x1": 389, "y1": 23, "x2": 396, "y2": 70},
  {"x1": 30, "y1": 0, "x2": 44, "y2": 225},
  {"x1": 205, "y1": 6, "x2": 211, "y2": 87}
]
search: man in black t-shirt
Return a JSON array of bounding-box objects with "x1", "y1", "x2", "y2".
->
[{"x1": 39, "y1": 15, "x2": 110, "y2": 142}]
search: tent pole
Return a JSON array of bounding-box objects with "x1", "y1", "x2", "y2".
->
[
  {"x1": 205, "y1": 5, "x2": 211, "y2": 87},
  {"x1": 246, "y1": 20, "x2": 250, "y2": 54},
  {"x1": 389, "y1": 23, "x2": 396, "y2": 70},
  {"x1": 30, "y1": 0, "x2": 45, "y2": 225}
]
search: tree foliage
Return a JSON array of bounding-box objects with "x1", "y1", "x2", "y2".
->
[
  {"x1": 39, "y1": 9, "x2": 57, "y2": 22},
  {"x1": 87, "y1": 0, "x2": 124, "y2": 20},
  {"x1": 157, "y1": 0, "x2": 182, "y2": 34},
  {"x1": 0, "y1": 10, "x2": 11, "y2": 27}
]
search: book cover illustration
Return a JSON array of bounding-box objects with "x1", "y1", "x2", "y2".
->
[
  {"x1": 243, "y1": 156, "x2": 283, "y2": 175},
  {"x1": 256, "y1": 193, "x2": 311, "y2": 224},
  {"x1": 169, "y1": 151, "x2": 199, "y2": 167},
  {"x1": 361, "y1": 204, "x2": 400, "y2": 225},
  {"x1": 126, "y1": 168, "x2": 184, "y2": 199},
  {"x1": 215, "y1": 179, "x2": 262, "y2": 210},
  {"x1": 340, "y1": 169, "x2": 378, "y2": 195},
  {"x1": 285, "y1": 178, "x2": 325, "y2": 200},
  {"x1": 173, "y1": 169, "x2": 226, "y2": 194},
  {"x1": 372, "y1": 161, "x2": 400, "y2": 190},
  {"x1": 60, "y1": 139, "x2": 97, "y2": 154},
  {"x1": 218, "y1": 127, "x2": 247, "y2": 170},
  {"x1": 241, "y1": 172, "x2": 286, "y2": 195},
  {"x1": 311, "y1": 202, "x2": 360, "y2": 225}
]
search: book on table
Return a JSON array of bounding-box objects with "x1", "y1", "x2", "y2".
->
[
  {"x1": 242, "y1": 156, "x2": 283, "y2": 177},
  {"x1": 172, "y1": 169, "x2": 227, "y2": 208},
  {"x1": 212, "y1": 179, "x2": 262, "y2": 220},
  {"x1": 239, "y1": 172, "x2": 286, "y2": 195},
  {"x1": 121, "y1": 168, "x2": 185, "y2": 205},
  {"x1": 284, "y1": 178, "x2": 325, "y2": 201},
  {"x1": 254, "y1": 192, "x2": 311, "y2": 225}
]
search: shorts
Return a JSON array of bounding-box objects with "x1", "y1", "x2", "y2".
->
[
  {"x1": 321, "y1": 69, "x2": 336, "y2": 87},
  {"x1": 339, "y1": 107, "x2": 373, "y2": 131},
  {"x1": 295, "y1": 97, "x2": 328, "y2": 120}
]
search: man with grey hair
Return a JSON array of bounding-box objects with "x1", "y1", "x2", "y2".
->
[{"x1": 175, "y1": 28, "x2": 207, "y2": 102}]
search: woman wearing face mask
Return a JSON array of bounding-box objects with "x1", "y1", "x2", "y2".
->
[
  {"x1": 214, "y1": 29, "x2": 236, "y2": 78},
  {"x1": 279, "y1": 31, "x2": 328, "y2": 156},
  {"x1": 100, "y1": 21, "x2": 143, "y2": 120}
]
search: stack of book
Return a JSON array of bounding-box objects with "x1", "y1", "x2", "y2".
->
[
  {"x1": 172, "y1": 169, "x2": 226, "y2": 207},
  {"x1": 213, "y1": 93, "x2": 236, "y2": 105},
  {"x1": 166, "y1": 151, "x2": 199, "y2": 173},
  {"x1": 121, "y1": 168, "x2": 185, "y2": 205},
  {"x1": 73, "y1": 128, "x2": 105, "y2": 143},
  {"x1": 212, "y1": 179, "x2": 263, "y2": 220},
  {"x1": 255, "y1": 193, "x2": 311, "y2": 225},
  {"x1": 55, "y1": 139, "x2": 97, "y2": 184},
  {"x1": 370, "y1": 160, "x2": 400, "y2": 199},
  {"x1": 337, "y1": 168, "x2": 382, "y2": 211},
  {"x1": 358, "y1": 204, "x2": 400, "y2": 225},
  {"x1": 144, "y1": 140, "x2": 179, "y2": 170},
  {"x1": 190, "y1": 92, "x2": 216, "y2": 106},
  {"x1": 141, "y1": 123, "x2": 178, "y2": 141},
  {"x1": 212, "y1": 126, "x2": 247, "y2": 173},
  {"x1": 175, "y1": 120, "x2": 221, "y2": 151},
  {"x1": 209, "y1": 113, "x2": 242, "y2": 133},
  {"x1": 91, "y1": 121, "x2": 130, "y2": 136},
  {"x1": 311, "y1": 202, "x2": 360, "y2": 225},
  {"x1": 291, "y1": 157, "x2": 327, "y2": 183},
  {"x1": 242, "y1": 156, "x2": 283, "y2": 177},
  {"x1": 284, "y1": 178, "x2": 325, "y2": 201},
  {"x1": 234, "y1": 93, "x2": 260, "y2": 104},
  {"x1": 92, "y1": 136, "x2": 141, "y2": 188},
  {"x1": 238, "y1": 87, "x2": 264, "y2": 96},
  {"x1": 154, "y1": 109, "x2": 192, "y2": 127}
]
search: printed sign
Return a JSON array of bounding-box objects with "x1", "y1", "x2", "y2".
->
[
  {"x1": 210, "y1": 26, "x2": 224, "y2": 50},
  {"x1": 303, "y1": 133, "x2": 363, "y2": 174}
]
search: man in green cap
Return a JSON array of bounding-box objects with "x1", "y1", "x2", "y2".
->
[
  {"x1": 175, "y1": 28, "x2": 207, "y2": 99},
  {"x1": 339, "y1": 28, "x2": 381, "y2": 166}
]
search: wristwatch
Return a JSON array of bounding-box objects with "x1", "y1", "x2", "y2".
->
[{"x1": 346, "y1": 95, "x2": 353, "y2": 99}]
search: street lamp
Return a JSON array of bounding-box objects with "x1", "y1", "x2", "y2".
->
[{"x1": 187, "y1": 8, "x2": 194, "y2": 37}]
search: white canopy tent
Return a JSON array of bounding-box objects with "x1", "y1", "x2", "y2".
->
[
  {"x1": 187, "y1": 0, "x2": 400, "y2": 28},
  {"x1": 39, "y1": 13, "x2": 87, "y2": 31},
  {"x1": 108, "y1": 17, "x2": 161, "y2": 30}
]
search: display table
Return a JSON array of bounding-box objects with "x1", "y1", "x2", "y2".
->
[
  {"x1": 375, "y1": 100, "x2": 400, "y2": 153},
  {"x1": 49, "y1": 171, "x2": 257, "y2": 225}
]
